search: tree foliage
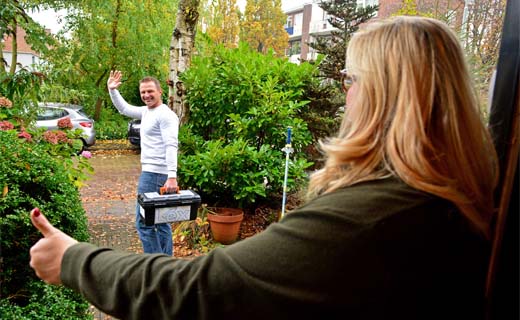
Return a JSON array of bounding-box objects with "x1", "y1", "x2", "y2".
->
[
  {"x1": 39, "y1": 0, "x2": 177, "y2": 120},
  {"x1": 462, "y1": 0, "x2": 505, "y2": 69},
  {"x1": 391, "y1": 0, "x2": 505, "y2": 110},
  {"x1": 240, "y1": 0, "x2": 288, "y2": 57},
  {"x1": 0, "y1": 0, "x2": 67, "y2": 76},
  {"x1": 206, "y1": 0, "x2": 240, "y2": 48},
  {"x1": 308, "y1": 0, "x2": 378, "y2": 81},
  {"x1": 461, "y1": 0, "x2": 506, "y2": 110},
  {"x1": 394, "y1": 0, "x2": 464, "y2": 27},
  {"x1": 395, "y1": 0, "x2": 420, "y2": 16}
]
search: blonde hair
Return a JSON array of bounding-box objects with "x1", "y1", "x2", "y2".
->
[{"x1": 307, "y1": 16, "x2": 498, "y2": 237}]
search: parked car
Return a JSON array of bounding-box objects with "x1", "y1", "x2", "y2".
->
[
  {"x1": 36, "y1": 102, "x2": 96, "y2": 147},
  {"x1": 128, "y1": 119, "x2": 141, "y2": 146}
]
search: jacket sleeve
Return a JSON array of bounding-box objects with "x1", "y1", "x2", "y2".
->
[
  {"x1": 60, "y1": 180, "x2": 485, "y2": 320},
  {"x1": 60, "y1": 194, "x2": 379, "y2": 320}
]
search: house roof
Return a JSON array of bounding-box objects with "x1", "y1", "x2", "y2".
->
[{"x1": 2, "y1": 26, "x2": 48, "y2": 55}]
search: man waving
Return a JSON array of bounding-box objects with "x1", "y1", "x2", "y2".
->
[{"x1": 107, "y1": 70, "x2": 179, "y2": 255}]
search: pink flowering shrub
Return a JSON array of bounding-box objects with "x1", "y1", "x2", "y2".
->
[
  {"x1": 0, "y1": 120, "x2": 15, "y2": 131},
  {"x1": 57, "y1": 117, "x2": 73, "y2": 129},
  {"x1": 0, "y1": 97, "x2": 15, "y2": 121},
  {"x1": 18, "y1": 130, "x2": 32, "y2": 142},
  {"x1": 0, "y1": 96, "x2": 13, "y2": 108},
  {"x1": 42, "y1": 130, "x2": 70, "y2": 144},
  {"x1": 0, "y1": 95, "x2": 93, "y2": 188}
]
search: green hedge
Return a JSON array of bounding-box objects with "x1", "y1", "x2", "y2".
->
[
  {"x1": 0, "y1": 282, "x2": 91, "y2": 320},
  {"x1": 0, "y1": 129, "x2": 90, "y2": 318},
  {"x1": 179, "y1": 42, "x2": 315, "y2": 209}
]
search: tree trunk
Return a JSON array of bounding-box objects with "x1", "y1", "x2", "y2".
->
[
  {"x1": 93, "y1": 70, "x2": 108, "y2": 122},
  {"x1": 9, "y1": 23, "x2": 18, "y2": 75},
  {"x1": 168, "y1": 0, "x2": 200, "y2": 124},
  {"x1": 0, "y1": 41, "x2": 7, "y2": 78},
  {"x1": 94, "y1": 97, "x2": 103, "y2": 122}
]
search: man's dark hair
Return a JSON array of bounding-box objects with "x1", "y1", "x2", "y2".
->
[{"x1": 140, "y1": 77, "x2": 162, "y2": 90}]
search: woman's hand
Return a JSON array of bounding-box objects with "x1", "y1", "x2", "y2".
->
[{"x1": 29, "y1": 208, "x2": 78, "y2": 285}]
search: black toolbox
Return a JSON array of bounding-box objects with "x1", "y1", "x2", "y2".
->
[{"x1": 138, "y1": 190, "x2": 201, "y2": 226}]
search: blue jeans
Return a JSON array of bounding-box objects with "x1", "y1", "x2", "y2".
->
[{"x1": 136, "y1": 171, "x2": 173, "y2": 255}]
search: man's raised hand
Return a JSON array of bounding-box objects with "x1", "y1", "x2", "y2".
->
[{"x1": 107, "y1": 70, "x2": 123, "y2": 90}]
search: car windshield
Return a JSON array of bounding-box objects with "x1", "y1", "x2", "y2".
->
[{"x1": 37, "y1": 108, "x2": 69, "y2": 120}]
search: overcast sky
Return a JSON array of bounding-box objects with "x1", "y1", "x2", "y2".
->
[{"x1": 31, "y1": 0, "x2": 309, "y2": 34}]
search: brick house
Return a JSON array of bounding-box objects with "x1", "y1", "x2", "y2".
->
[
  {"x1": 284, "y1": 0, "x2": 468, "y2": 62},
  {"x1": 2, "y1": 26, "x2": 46, "y2": 72}
]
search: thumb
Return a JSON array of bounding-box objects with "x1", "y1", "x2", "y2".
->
[{"x1": 31, "y1": 208, "x2": 57, "y2": 238}]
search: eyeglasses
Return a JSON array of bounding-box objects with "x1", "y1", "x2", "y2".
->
[{"x1": 340, "y1": 69, "x2": 356, "y2": 93}]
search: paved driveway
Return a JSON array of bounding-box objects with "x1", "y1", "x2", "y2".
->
[{"x1": 80, "y1": 151, "x2": 142, "y2": 253}]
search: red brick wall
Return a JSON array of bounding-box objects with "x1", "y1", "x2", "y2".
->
[{"x1": 301, "y1": 4, "x2": 313, "y2": 60}]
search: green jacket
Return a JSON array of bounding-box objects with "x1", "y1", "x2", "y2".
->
[{"x1": 62, "y1": 177, "x2": 489, "y2": 319}]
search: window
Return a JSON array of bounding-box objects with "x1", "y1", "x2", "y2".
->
[
  {"x1": 37, "y1": 107, "x2": 69, "y2": 121},
  {"x1": 286, "y1": 16, "x2": 293, "y2": 28},
  {"x1": 294, "y1": 13, "x2": 303, "y2": 27},
  {"x1": 287, "y1": 41, "x2": 301, "y2": 56}
]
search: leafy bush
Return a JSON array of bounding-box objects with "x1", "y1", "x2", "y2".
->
[
  {"x1": 179, "y1": 42, "x2": 315, "y2": 209},
  {"x1": 0, "y1": 130, "x2": 90, "y2": 302},
  {"x1": 184, "y1": 42, "x2": 314, "y2": 149},
  {"x1": 0, "y1": 282, "x2": 92, "y2": 320},
  {"x1": 0, "y1": 91, "x2": 91, "y2": 316},
  {"x1": 94, "y1": 108, "x2": 129, "y2": 140},
  {"x1": 0, "y1": 68, "x2": 93, "y2": 316},
  {"x1": 180, "y1": 136, "x2": 311, "y2": 209}
]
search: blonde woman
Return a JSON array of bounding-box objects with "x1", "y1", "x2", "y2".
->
[{"x1": 30, "y1": 16, "x2": 497, "y2": 319}]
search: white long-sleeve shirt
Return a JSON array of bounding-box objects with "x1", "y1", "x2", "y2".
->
[{"x1": 109, "y1": 89, "x2": 179, "y2": 178}]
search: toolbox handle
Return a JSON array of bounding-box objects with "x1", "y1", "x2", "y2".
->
[{"x1": 160, "y1": 187, "x2": 181, "y2": 195}]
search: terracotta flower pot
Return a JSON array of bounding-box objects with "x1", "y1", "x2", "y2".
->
[{"x1": 206, "y1": 207, "x2": 244, "y2": 245}]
